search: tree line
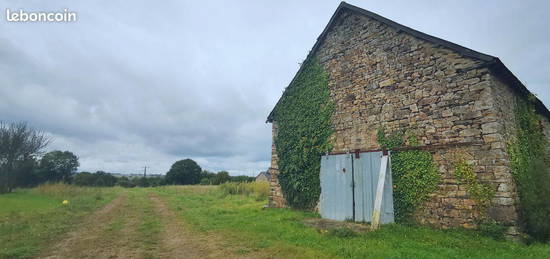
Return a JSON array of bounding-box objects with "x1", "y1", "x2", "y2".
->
[
  {"x1": 73, "y1": 166, "x2": 254, "y2": 188},
  {"x1": 0, "y1": 121, "x2": 255, "y2": 194}
]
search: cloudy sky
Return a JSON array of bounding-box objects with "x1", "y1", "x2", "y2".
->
[{"x1": 0, "y1": 0, "x2": 548, "y2": 176}]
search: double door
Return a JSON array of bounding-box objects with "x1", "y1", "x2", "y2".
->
[{"x1": 319, "y1": 151, "x2": 394, "y2": 223}]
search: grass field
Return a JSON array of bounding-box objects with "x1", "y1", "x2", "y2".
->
[
  {"x1": 0, "y1": 183, "x2": 119, "y2": 258},
  {"x1": 1, "y1": 183, "x2": 549, "y2": 258}
]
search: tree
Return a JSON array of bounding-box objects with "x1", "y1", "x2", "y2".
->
[
  {"x1": 199, "y1": 170, "x2": 216, "y2": 185},
  {"x1": 117, "y1": 176, "x2": 135, "y2": 188},
  {"x1": 14, "y1": 157, "x2": 41, "y2": 187},
  {"x1": 147, "y1": 177, "x2": 163, "y2": 187},
  {"x1": 74, "y1": 171, "x2": 117, "y2": 187},
  {"x1": 39, "y1": 151, "x2": 79, "y2": 183},
  {"x1": 73, "y1": 172, "x2": 94, "y2": 186},
  {"x1": 165, "y1": 159, "x2": 202, "y2": 185},
  {"x1": 212, "y1": 171, "x2": 231, "y2": 185},
  {"x1": 0, "y1": 122, "x2": 50, "y2": 194},
  {"x1": 92, "y1": 171, "x2": 117, "y2": 187},
  {"x1": 136, "y1": 177, "x2": 150, "y2": 187}
]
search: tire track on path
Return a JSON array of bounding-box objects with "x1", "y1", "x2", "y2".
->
[
  {"x1": 39, "y1": 191, "x2": 149, "y2": 259},
  {"x1": 149, "y1": 192, "x2": 257, "y2": 259}
]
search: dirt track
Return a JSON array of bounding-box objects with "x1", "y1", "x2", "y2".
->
[{"x1": 37, "y1": 190, "x2": 247, "y2": 259}]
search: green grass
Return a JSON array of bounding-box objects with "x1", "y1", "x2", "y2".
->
[
  {"x1": 136, "y1": 194, "x2": 162, "y2": 258},
  {"x1": 0, "y1": 191, "x2": 59, "y2": 214},
  {"x1": 2, "y1": 185, "x2": 549, "y2": 258},
  {"x1": 0, "y1": 183, "x2": 119, "y2": 259},
  {"x1": 155, "y1": 186, "x2": 550, "y2": 259}
]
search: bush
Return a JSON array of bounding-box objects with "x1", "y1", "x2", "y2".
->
[{"x1": 219, "y1": 182, "x2": 269, "y2": 200}]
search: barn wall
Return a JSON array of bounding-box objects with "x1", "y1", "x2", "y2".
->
[
  {"x1": 268, "y1": 122, "x2": 286, "y2": 208},
  {"x1": 268, "y1": 10, "x2": 524, "y2": 234}
]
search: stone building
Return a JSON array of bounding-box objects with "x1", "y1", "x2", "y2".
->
[
  {"x1": 255, "y1": 171, "x2": 271, "y2": 182},
  {"x1": 266, "y1": 2, "x2": 550, "y2": 235}
]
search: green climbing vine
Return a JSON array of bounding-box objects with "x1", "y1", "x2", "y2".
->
[
  {"x1": 272, "y1": 57, "x2": 334, "y2": 210},
  {"x1": 377, "y1": 128, "x2": 440, "y2": 222},
  {"x1": 453, "y1": 159, "x2": 495, "y2": 211},
  {"x1": 507, "y1": 95, "x2": 550, "y2": 241}
]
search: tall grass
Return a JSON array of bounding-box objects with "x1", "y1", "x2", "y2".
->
[
  {"x1": 32, "y1": 182, "x2": 118, "y2": 201},
  {"x1": 219, "y1": 182, "x2": 269, "y2": 200}
]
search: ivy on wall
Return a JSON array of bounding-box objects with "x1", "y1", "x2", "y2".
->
[
  {"x1": 377, "y1": 128, "x2": 440, "y2": 222},
  {"x1": 453, "y1": 159, "x2": 494, "y2": 212},
  {"x1": 272, "y1": 58, "x2": 334, "y2": 210},
  {"x1": 507, "y1": 95, "x2": 550, "y2": 241}
]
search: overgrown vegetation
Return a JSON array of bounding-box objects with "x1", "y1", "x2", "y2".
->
[
  {"x1": 272, "y1": 58, "x2": 334, "y2": 209},
  {"x1": 219, "y1": 181, "x2": 269, "y2": 200},
  {"x1": 377, "y1": 128, "x2": 440, "y2": 222},
  {"x1": 507, "y1": 96, "x2": 550, "y2": 242},
  {"x1": 199, "y1": 170, "x2": 255, "y2": 185},
  {"x1": 454, "y1": 159, "x2": 495, "y2": 211}
]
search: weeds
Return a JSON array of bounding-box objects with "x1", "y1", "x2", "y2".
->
[
  {"x1": 219, "y1": 182, "x2": 269, "y2": 200},
  {"x1": 327, "y1": 227, "x2": 357, "y2": 238}
]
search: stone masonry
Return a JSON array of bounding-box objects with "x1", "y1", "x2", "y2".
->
[{"x1": 267, "y1": 3, "x2": 550, "y2": 236}]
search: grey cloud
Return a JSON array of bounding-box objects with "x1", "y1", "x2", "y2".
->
[{"x1": 1, "y1": 0, "x2": 549, "y2": 176}]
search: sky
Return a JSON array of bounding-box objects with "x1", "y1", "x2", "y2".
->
[{"x1": 0, "y1": 0, "x2": 549, "y2": 176}]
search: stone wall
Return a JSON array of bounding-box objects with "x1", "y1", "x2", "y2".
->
[
  {"x1": 268, "y1": 10, "x2": 528, "y2": 233},
  {"x1": 268, "y1": 122, "x2": 286, "y2": 208}
]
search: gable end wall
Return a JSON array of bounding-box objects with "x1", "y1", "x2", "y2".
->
[{"x1": 269, "y1": 10, "x2": 525, "y2": 235}]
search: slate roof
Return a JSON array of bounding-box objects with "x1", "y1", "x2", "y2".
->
[
  {"x1": 256, "y1": 171, "x2": 271, "y2": 180},
  {"x1": 267, "y1": 1, "x2": 549, "y2": 123}
]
